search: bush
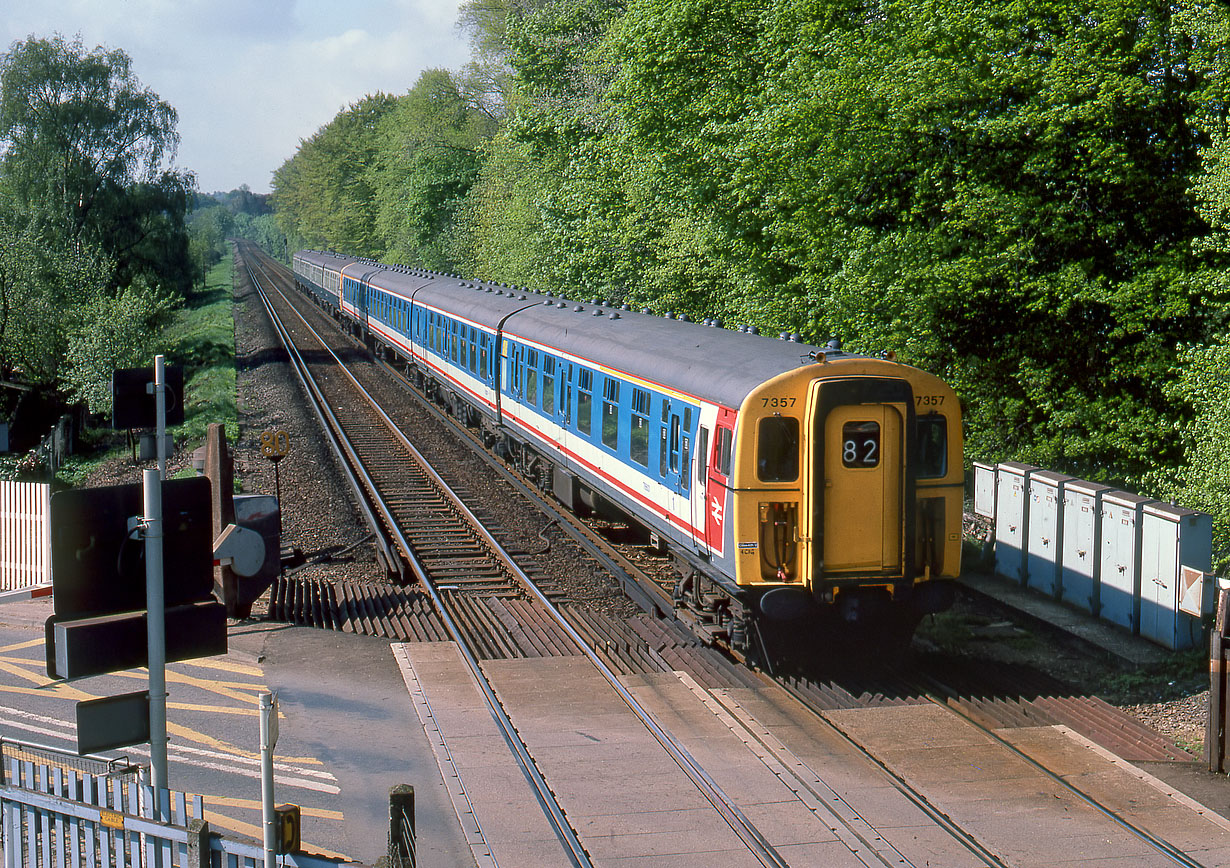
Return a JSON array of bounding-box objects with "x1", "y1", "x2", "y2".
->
[{"x1": 61, "y1": 279, "x2": 178, "y2": 414}]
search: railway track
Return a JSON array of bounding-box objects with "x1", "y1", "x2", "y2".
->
[
  {"x1": 237, "y1": 243, "x2": 1211, "y2": 868},
  {"x1": 770, "y1": 660, "x2": 1205, "y2": 868}
]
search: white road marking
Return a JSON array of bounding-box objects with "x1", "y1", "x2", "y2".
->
[{"x1": 0, "y1": 707, "x2": 340, "y2": 794}]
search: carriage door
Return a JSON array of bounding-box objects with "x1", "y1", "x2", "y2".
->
[
  {"x1": 557, "y1": 362, "x2": 574, "y2": 459},
  {"x1": 821, "y1": 402, "x2": 905, "y2": 574},
  {"x1": 659, "y1": 401, "x2": 694, "y2": 545}
]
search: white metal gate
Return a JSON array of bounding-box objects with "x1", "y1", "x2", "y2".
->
[
  {"x1": 1, "y1": 741, "x2": 200, "y2": 868},
  {"x1": 0, "y1": 480, "x2": 51, "y2": 591},
  {"x1": 0, "y1": 741, "x2": 350, "y2": 868}
]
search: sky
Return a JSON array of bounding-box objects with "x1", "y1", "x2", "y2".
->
[{"x1": 1, "y1": 0, "x2": 474, "y2": 194}]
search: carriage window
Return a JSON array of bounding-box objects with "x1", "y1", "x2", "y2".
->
[
  {"x1": 630, "y1": 388, "x2": 650, "y2": 466},
  {"x1": 659, "y1": 402, "x2": 670, "y2": 476},
  {"x1": 842, "y1": 421, "x2": 880, "y2": 468},
  {"x1": 698, "y1": 427, "x2": 709, "y2": 483},
  {"x1": 669, "y1": 415, "x2": 680, "y2": 473},
  {"x1": 578, "y1": 369, "x2": 594, "y2": 436},
  {"x1": 543, "y1": 357, "x2": 556, "y2": 416},
  {"x1": 526, "y1": 349, "x2": 539, "y2": 406},
  {"x1": 916, "y1": 415, "x2": 948, "y2": 478},
  {"x1": 715, "y1": 427, "x2": 733, "y2": 477},
  {"x1": 602, "y1": 378, "x2": 620, "y2": 450},
  {"x1": 758, "y1": 416, "x2": 799, "y2": 482},
  {"x1": 659, "y1": 409, "x2": 669, "y2": 476}
]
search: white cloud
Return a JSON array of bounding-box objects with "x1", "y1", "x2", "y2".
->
[{"x1": 1, "y1": 0, "x2": 471, "y2": 193}]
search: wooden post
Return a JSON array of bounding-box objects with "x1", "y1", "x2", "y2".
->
[
  {"x1": 186, "y1": 819, "x2": 210, "y2": 868},
  {"x1": 389, "y1": 784, "x2": 415, "y2": 867},
  {"x1": 205, "y1": 423, "x2": 238, "y2": 616}
]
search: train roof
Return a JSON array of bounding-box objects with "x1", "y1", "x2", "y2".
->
[
  {"x1": 295, "y1": 250, "x2": 857, "y2": 409},
  {"x1": 503, "y1": 299, "x2": 824, "y2": 408}
]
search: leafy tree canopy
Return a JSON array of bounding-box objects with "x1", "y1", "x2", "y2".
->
[
  {"x1": 0, "y1": 34, "x2": 193, "y2": 293},
  {"x1": 269, "y1": 0, "x2": 1230, "y2": 550},
  {"x1": 0, "y1": 34, "x2": 195, "y2": 420}
]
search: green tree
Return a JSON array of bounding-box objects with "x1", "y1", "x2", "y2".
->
[
  {"x1": 187, "y1": 202, "x2": 231, "y2": 286},
  {"x1": 1150, "y1": 3, "x2": 1230, "y2": 560},
  {"x1": 721, "y1": 0, "x2": 1222, "y2": 483},
  {"x1": 0, "y1": 34, "x2": 194, "y2": 415},
  {"x1": 271, "y1": 94, "x2": 399, "y2": 257},
  {"x1": 0, "y1": 222, "x2": 113, "y2": 390},
  {"x1": 0, "y1": 35, "x2": 192, "y2": 291},
  {"x1": 476, "y1": 0, "x2": 631, "y2": 295},
  {"x1": 245, "y1": 213, "x2": 288, "y2": 261},
  {"x1": 373, "y1": 69, "x2": 497, "y2": 269},
  {"x1": 61, "y1": 277, "x2": 176, "y2": 413},
  {"x1": 0, "y1": 216, "x2": 40, "y2": 385}
]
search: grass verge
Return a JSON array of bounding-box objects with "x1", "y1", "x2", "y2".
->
[{"x1": 168, "y1": 252, "x2": 239, "y2": 446}]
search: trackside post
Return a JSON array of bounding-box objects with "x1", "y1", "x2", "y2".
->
[
  {"x1": 1208, "y1": 585, "x2": 1229, "y2": 773},
  {"x1": 389, "y1": 784, "x2": 416, "y2": 868},
  {"x1": 144, "y1": 467, "x2": 170, "y2": 806}
]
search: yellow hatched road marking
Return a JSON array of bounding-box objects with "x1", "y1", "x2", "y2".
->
[
  {"x1": 0, "y1": 638, "x2": 46, "y2": 654},
  {"x1": 175, "y1": 656, "x2": 264, "y2": 678},
  {"x1": 166, "y1": 720, "x2": 322, "y2": 766},
  {"x1": 202, "y1": 810, "x2": 353, "y2": 860},
  {"x1": 204, "y1": 795, "x2": 343, "y2": 820},
  {"x1": 0, "y1": 657, "x2": 70, "y2": 689},
  {"x1": 1, "y1": 653, "x2": 262, "y2": 705},
  {"x1": 0, "y1": 672, "x2": 93, "y2": 701},
  {"x1": 0, "y1": 662, "x2": 320, "y2": 766},
  {"x1": 0, "y1": 626, "x2": 322, "y2": 767},
  {"x1": 109, "y1": 668, "x2": 265, "y2": 705},
  {"x1": 166, "y1": 702, "x2": 255, "y2": 716},
  {"x1": 1, "y1": 640, "x2": 265, "y2": 703}
]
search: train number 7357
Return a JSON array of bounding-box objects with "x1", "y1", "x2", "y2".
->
[
  {"x1": 761, "y1": 396, "x2": 796, "y2": 408},
  {"x1": 915, "y1": 395, "x2": 945, "y2": 407}
]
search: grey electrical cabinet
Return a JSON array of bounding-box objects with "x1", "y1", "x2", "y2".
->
[
  {"x1": 1099, "y1": 491, "x2": 1156, "y2": 633},
  {"x1": 973, "y1": 461, "x2": 996, "y2": 519},
  {"x1": 994, "y1": 462, "x2": 1037, "y2": 584},
  {"x1": 1025, "y1": 471, "x2": 1073, "y2": 598},
  {"x1": 1060, "y1": 479, "x2": 1113, "y2": 614},
  {"x1": 1139, "y1": 503, "x2": 1212, "y2": 650}
]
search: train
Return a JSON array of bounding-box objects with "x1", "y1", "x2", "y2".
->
[{"x1": 292, "y1": 249, "x2": 964, "y2": 657}]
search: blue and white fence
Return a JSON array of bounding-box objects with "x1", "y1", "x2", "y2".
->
[{"x1": 1, "y1": 739, "x2": 354, "y2": 868}]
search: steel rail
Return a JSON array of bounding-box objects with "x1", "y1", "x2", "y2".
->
[
  {"x1": 917, "y1": 673, "x2": 1209, "y2": 868},
  {"x1": 771, "y1": 672, "x2": 1011, "y2": 868},
  {"x1": 244, "y1": 252, "x2": 592, "y2": 868},
  {"x1": 370, "y1": 353, "x2": 677, "y2": 619},
  {"x1": 241, "y1": 254, "x2": 404, "y2": 582}
]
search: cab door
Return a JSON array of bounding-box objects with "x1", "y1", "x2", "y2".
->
[
  {"x1": 804, "y1": 378, "x2": 911, "y2": 579},
  {"x1": 823, "y1": 403, "x2": 904, "y2": 572}
]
